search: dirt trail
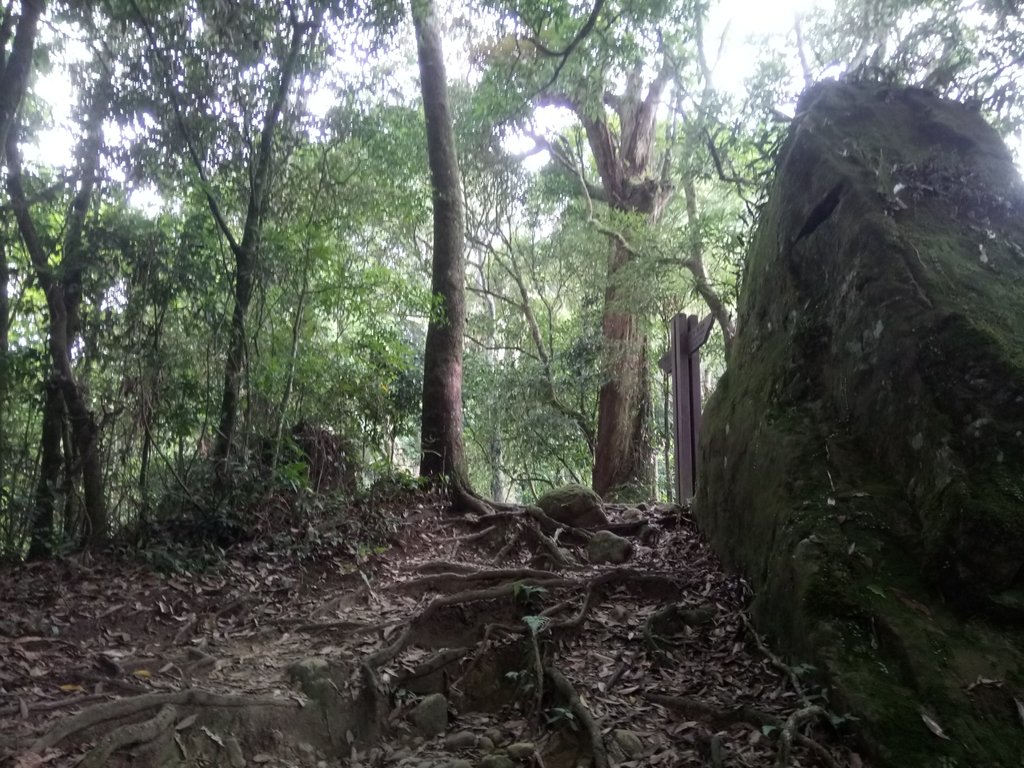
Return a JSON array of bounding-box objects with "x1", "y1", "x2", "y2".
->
[{"x1": 0, "y1": 490, "x2": 863, "y2": 767}]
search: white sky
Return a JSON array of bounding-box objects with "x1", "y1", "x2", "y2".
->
[{"x1": 22, "y1": 0, "x2": 1024, "y2": 199}]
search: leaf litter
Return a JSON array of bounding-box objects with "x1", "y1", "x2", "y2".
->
[{"x1": 0, "y1": 488, "x2": 866, "y2": 766}]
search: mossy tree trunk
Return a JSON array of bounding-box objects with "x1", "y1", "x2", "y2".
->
[{"x1": 574, "y1": 64, "x2": 673, "y2": 498}]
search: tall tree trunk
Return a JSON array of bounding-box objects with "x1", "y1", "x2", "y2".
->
[
  {"x1": 271, "y1": 258, "x2": 309, "y2": 471},
  {"x1": 5, "y1": 73, "x2": 109, "y2": 545},
  {"x1": 411, "y1": 0, "x2": 468, "y2": 484},
  {"x1": 591, "y1": 247, "x2": 653, "y2": 498},
  {"x1": 573, "y1": 66, "x2": 673, "y2": 498}
]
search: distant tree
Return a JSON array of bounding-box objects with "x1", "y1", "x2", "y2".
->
[{"x1": 119, "y1": 0, "x2": 325, "y2": 474}]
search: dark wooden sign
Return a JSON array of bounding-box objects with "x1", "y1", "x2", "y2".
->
[{"x1": 660, "y1": 314, "x2": 713, "y2": 502}]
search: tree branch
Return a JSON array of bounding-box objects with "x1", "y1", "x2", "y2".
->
[{"x1": 125, "y1": 0, "x2": 241, "y2": 254}]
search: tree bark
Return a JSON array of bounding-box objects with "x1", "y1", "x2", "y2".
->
[
  {"x1": 412, "y1": 0, "x2": 468, "y2": 483},
  {"x1": 591, "y1": 236, "x2": 655, "y2": 497},
  {"x1": 0, "y1": 239, "x2": 8, "y2": 456},
  {"x1": 28, "y1": 378, "x2": 61, "y2": 558},
  {"x1": 681, "y1": 175, "x2": 735, "y2": 356}
]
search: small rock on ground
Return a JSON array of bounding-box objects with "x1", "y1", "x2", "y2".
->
[
  {"x1": 483, "y1": 727, "x2": 505, "y2": 746},
  {"x1": 444, "y1": 731, "x2": 477, "y2": 751},
  {"x1": 612, "y1": 729, "x2": 644, "y2": 758},
  {"x1": 587, "y1": 529, "x2": 634, "y2": 564},
  {"x1": 535, "y1": 484, "x2": 608, "y2": 528},
  {"x1": 506, "y1": 742, "x2": 536, "y2": 760},
  {"x1": 410, "y1": 693, "x2": 448, "y2": 736},
  {"x1": 479, "y1": 756, "x2": 516, "y2": 768}
]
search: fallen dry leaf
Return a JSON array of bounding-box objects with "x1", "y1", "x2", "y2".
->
[{"x1": 920, "y1": 709, "x2": 950, "y2": 740}]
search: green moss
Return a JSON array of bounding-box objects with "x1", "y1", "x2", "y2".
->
[{"x1": 696, "y1": 82, "x2": 1024, "y2": 766}]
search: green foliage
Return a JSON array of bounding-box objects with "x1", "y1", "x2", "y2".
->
[{"x1": 4, "y1": 0, "x2": 1024, "y2": 554}]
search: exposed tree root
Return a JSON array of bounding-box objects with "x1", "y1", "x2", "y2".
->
[
  {"x1": 0, "y1": 693, "x2": 110, "y2": 718},
  {"x1": 437, "y1": 526, "x2": 497, "y2": 544},
  {"x1": 544, "y1": 665, "x2": 608, "y2": 768},
  {"x1": 392, "y1": 647, "x2": 470, "y2": 688},
  {"x1": 647, "y1": 693, "x2": 842, "y2": 768},
  {"x1": 366, "y1": 578, "x2": 575, "y2": 668},
  {"x1": 524, "y1": 505, "x2": 593, "y2": 542},
  {"x1": 526, "y1": 622, "x2": 545, "y2": 725},
  {"x1": 30, "y1": 689, "x2": 297, "y2": 753},
  {"x1": 394, "y1": 567, "x2": 562, "y2": 593},
  {"x1": 776, "y1": 705, "x2": 833, "y2": 768},
  {"x1": 450, "y1": 480, "x2": 496, "y2": 518},
  {"x1": 449, "y1": 623, "x2": 503, "y2": 694},
  {"x1": 522, "y1": 520, "x2": 581, "y2": 570},
  {"x1": 81, "y1": 703, "x2": 177, "y2": 768},
  {"x1": 602, "y1": 512, "x2": 691, "y2": 537},
  {"x1": 408, "y1": 560, "x2": 484, "y2": 575},
  {"x1": 741, "y1": 612, "x2": 810, "y2": 705}
]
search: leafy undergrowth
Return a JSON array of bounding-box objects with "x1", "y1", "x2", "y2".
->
[{"x1": 0, "y1": 487, "x2": 865, "y2": 767}]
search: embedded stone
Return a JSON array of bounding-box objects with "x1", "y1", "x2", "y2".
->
[
  {"x1": 409, "y1": 693, "x2": 448, "y2": 736},
  {"x1": 479, "y1": 756, "x2": 515, "y2": 768},
  {"x1": 506, "y1": 742, "x2": 536, "y2": 760},
  {"x1": 443, "y1": 731, "x2": 477, "y2": 751}
]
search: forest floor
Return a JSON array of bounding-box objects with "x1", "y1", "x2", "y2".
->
[{"x1": 0, "y1": 487, "x2": 865, "y2": 768}]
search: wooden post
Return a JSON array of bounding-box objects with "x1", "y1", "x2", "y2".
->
[{"x1": 661, "y1": 314, "x2": 713, "y2": 503}]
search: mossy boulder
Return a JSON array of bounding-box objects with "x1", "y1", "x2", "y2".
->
[
  {"x1": 696, "y1": 81, "x2": 1024, "y2": 766},
  {"x1": 586, "y1": 529, "x2": 633, "y2": 564},
  {"x1": 535, "y1": 484, "x2": 609, "y2": 528}
]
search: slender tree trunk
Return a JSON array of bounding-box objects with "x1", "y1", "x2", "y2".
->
[
  {"x1": 5, "y1": 74, "x2": 109, "y2": 545},
  {"x1": 681, "y1": 175, "x2": 735, "y2": 354},
  {"x1": 412, "y1": 0, "x2": 468, "y2": 484},
  {"x1": 271, "y1": 261, "x2": 309, "y2": 471},
  {"x1": 61, "y1": 80, "x2": 108, "y2": 541},
  {"x1": 662, "y1": 344, "x2": 672, "y2": 502},
  {"x1": 0, "y1": 239, "x2": 8, "y2": 456},
  {"x1": 28, "y1": 378, "x2": 61, "y2": 558},
  {"x1": 211, "y1": 16, "x2": 316, "y2": 466}
]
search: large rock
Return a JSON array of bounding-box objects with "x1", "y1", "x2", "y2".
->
[
  {"x1": 535, "y1": 484, "x2": 608, "y2": 528},
  {"x1": 696, "y1": 81, "x2": 1024, "y2": 767}
]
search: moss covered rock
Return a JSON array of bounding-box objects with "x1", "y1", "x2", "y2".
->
[
  {"x1": 586, "y1": 529, "x2": 633, "y2": 564},
  {"x1": 535, "y1": 484, "x2": 609, "y2": 528},
  {"x1": 696, "y1": 81, "x2": 1024, "y2": 766}
]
